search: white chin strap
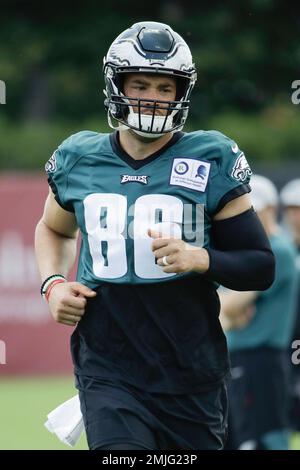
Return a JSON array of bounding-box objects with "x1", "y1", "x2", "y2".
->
[{"x1": 127, "y1": 109, "x2": 175, "y2": 138}]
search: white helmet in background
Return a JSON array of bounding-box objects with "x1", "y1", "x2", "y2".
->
[
  {"x1": 280, "y1": 179, "x2": 300, "y2": 207},
  {"x1": 103, "y1": 21, "x2": 197, "y2": 138},
  {"x1": 250, "y1": 174, "x2": 278, "y2": 211}
]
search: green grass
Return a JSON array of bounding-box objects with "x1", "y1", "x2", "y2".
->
[
  {"x1": 0, "y1": 376, "x2": 88, "y2": 450},
  {"x1": 290, "y1": 432, "x2": 300, "y2": 451},
  {"x1": 1, "y1": 376, "x2": 300, "y2": 450}
]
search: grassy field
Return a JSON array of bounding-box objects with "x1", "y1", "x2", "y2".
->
[
  {"x1": 0, "y1": 376, "x2": 87, "y2": 450},
  {"x1": 1, "y1": 376, "x2": 300, "y2": 450}
]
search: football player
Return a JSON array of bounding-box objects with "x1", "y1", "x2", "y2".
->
[
  {"x1": 280, "y1": 179, "x2": 300, "y2": 438},
  {"x1": 220, "y1": 175, "x2": 298, "y2": 450},
  {"x1": 35, "y1": 22, "x2": 275, "y2": 450}
]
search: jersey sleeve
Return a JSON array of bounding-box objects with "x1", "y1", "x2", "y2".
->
[
  {"x1": 45, "y1": 139, "x2": 74, "y2": 212},
  {"x1": 207, "y1": 134, "x2": 252, "y2": 216},
  {"x1": 45, "y1": 130, "x2": 102, "y2": 212}
]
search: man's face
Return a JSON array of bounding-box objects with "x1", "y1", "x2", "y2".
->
[{"x1": 123, "y1": 73, "x2": 177, "y2": 116}]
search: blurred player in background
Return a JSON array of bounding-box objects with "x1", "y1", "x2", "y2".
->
[
  {"x1": 280, "y1": 179, "x2": 300, "y2": 437},
  {"x1": 35, "y1": 22, "x2": 275, "y2": 450},
  {"x1": 220, "y1": 175, "x2": 298, "y2": 450}
]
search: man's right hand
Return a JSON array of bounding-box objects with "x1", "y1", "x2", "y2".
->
[{"x1": 47, "y1": 282, "x2": 97, "y2": 326}]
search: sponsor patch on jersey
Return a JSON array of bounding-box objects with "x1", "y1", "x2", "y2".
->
[
  {"x1": 170, "y1": 158, "x2": 211, "y2": 192},
  {"x1": 120, "y1": 174, "x2": 149, "y2": 185},
  {"x1": 45, "y1": 151, "x2": 57, "y2": 173},
  {"x1": 231, "y1": 153, "x2": 252, "y2": 183}
]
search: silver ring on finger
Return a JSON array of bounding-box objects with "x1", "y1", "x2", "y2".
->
[{"x1": 162, "y1": 255, "x2": 170, "y2": 266}]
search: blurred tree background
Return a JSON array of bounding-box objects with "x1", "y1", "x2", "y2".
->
[{"x1": 0, "y1": 0, "x2": 299, "y2": 170}]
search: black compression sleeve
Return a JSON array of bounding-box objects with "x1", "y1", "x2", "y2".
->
[{"x1": 205, "y1": 208, "x2": 275, "y2": 291}]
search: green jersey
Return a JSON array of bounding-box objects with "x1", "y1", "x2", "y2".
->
[{"x1": 46, "y1": 130, "x2": 251, "y2": 288}]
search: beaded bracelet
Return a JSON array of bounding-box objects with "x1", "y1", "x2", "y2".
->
[{"x1": 41, "y1": 274, "x2": 66, "y2": 299}]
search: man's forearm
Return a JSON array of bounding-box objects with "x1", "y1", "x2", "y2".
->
[
  {"x1": 35, "y1": 220, "x2": 78, "y2": 281},
  {"x1": 204, "y1": 208, "x2": 275, "y2": 291}
]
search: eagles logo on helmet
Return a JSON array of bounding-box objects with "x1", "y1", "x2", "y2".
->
[{"x1": 103, "y1": 21, "x2": 197, "y2": 138}]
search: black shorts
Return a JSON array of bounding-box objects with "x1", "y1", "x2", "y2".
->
[
  {"x1": 75, "y1": 375, "x2": 228, "y2": 450},
  {"x1": 227, "y1": 347, "x2": 289, "y2": 449}
]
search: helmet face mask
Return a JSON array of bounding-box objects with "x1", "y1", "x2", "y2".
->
[{"x1": 103, "y1": 22, "x2": 197, "y2": 138}]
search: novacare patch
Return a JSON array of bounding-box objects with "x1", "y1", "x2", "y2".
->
[{"x1": 170, "y1": 158, "x2": 211, "y2": 192}]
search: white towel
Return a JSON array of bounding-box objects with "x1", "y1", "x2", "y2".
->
[{"x1": 44, "y1": 394, "x2": 84, "y2": 447}]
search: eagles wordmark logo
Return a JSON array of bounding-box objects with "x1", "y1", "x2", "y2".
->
[
  {"x1": 45, "y1": 152, "x2": 57, "y2": 173},
  {"x1": 121, "y1": 175, "x2": 149, "y2": 185}
]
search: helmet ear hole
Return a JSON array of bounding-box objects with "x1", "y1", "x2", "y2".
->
[
  {"x1": 108, "y1": 95, "x2": 128, "y2": 119},
  {"x1": 115, "y1": 97, "x2": 128, "y2": 119},
  {"x1": 116, "y1": 73, "x2": 125, "y2": 94},
  {"x1": 175, "y1": 77, "x2": 188, "y2": 101}
]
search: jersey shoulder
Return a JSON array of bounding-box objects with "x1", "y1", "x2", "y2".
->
[
  {"x1": 45, "y1": 131, "x2": 110, "y2": 210},
  {"x1": 57, "y1": 130, "x2": 109, "y2": 169},
  {"x1": 179, "y1": 130, "x2": 251, "y2": 184},
  {"x1": 180, "y1": 129, "x2": 239, "y2": 157}
]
